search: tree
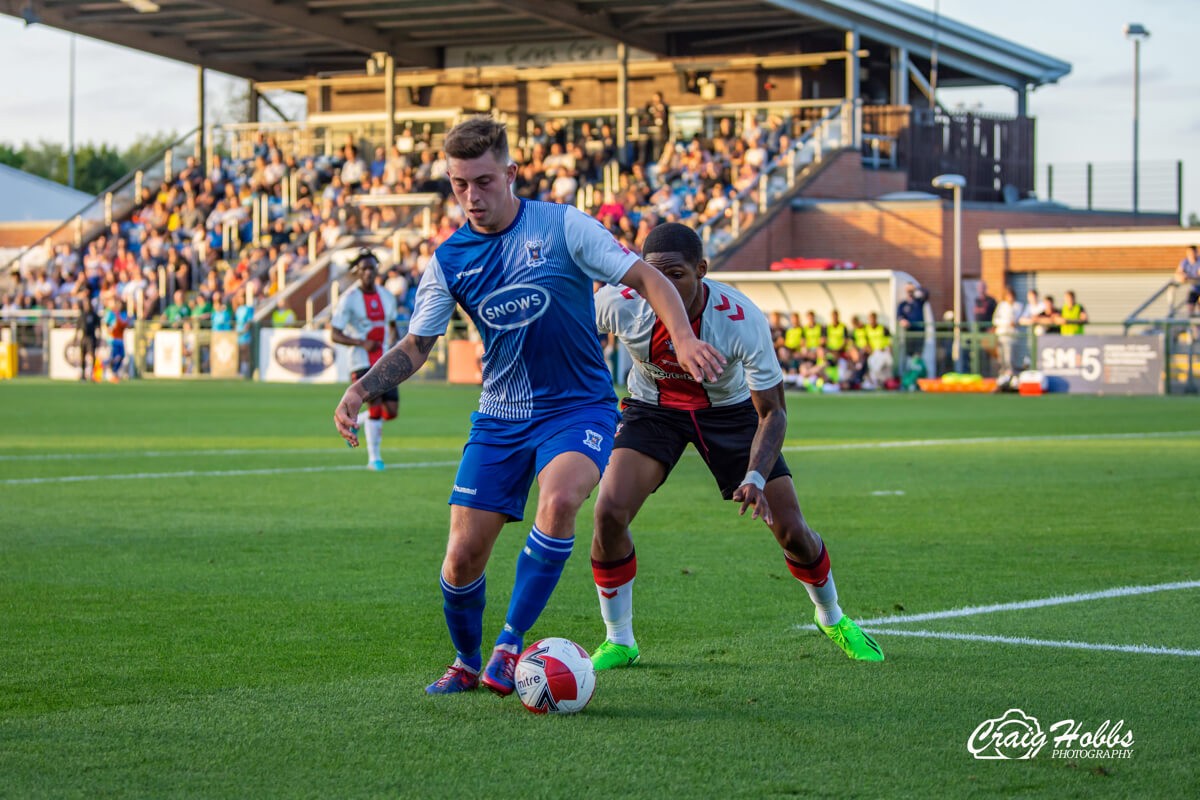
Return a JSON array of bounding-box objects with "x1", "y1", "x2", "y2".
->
[
  {"x1": 19, "y1": 140, "x2": 68, "y2": 184},
  {"x1": 1187, "y1": 212, "x2": 1199, "y2": 228},
  {"x1": 122, "y1": 131, "x2": 182, "y2": 171},
  {"x1": 75, "y1": 143, "x2": 129, "y2": 195},
  {"x1": 0, "y1": 143, "x2": 24, "y2": 171}
]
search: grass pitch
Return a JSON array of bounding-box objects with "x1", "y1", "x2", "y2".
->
[{"x1": 1, "y1": 380, "x2": 1198, "y2": 798}]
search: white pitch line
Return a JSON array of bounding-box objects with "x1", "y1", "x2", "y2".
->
[
  {"x1": 852, "y1": 581, "x2": 1200, "y2": 627},
  {"x1": 0, "y1": 446, "x2": 453, "y2": 462},
  {"x1": 0, "y1": 460, "x2": 460, "y2": 486},
  {"x1": 779, "y1": 429, "x2": 1200, "y2": 454},
  {"x1": 3, "y1": 429, "x2": 1197, "y2": 463},
  {"x1": 855, "y1": 628, "x2": 1200, "y2": 658}
]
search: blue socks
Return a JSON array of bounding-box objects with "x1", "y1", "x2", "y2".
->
[
  {"x1": 495, "y1": 526, "x2": 574, "y2": 650},
  {"x1": 441, "y1": 572, "x2": 485, "y2": 672}
]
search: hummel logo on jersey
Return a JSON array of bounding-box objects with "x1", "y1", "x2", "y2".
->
[
  {"x1": 525, "y1": 239, "x2": 546, "y2": 267},
  {"x1": 452, "y1": 484, "x2": 478, "y2": 495},
  {"x1": 583, "y1": 429, "x2": 604, "y2": 451},
  {"x1": 713, "y1": 294, "x2": 745, "y2": 321}
]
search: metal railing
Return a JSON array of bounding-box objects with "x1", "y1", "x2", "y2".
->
[
  {"x1": 694, "y1": 100, "x2": 850, "y2": 256},
  {"x1": 1040, "y1": 160, "x2": 1183, "y2": 218},
  {"x1": 1124, "y1": 280, "x2": 1198, "y2": 328},
  {"x1": 3, "y1": 128, "x2": 201, "y2": 277},
  {"x1": 893, "y1": 319, "x2": 1198, "y2": 393},
  {"x1": 210, "y1": 111, "x2": 471, "y2": 162}
]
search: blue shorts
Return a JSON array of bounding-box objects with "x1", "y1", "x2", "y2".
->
[{"x1": 449, "y1": 401, "x2": 619, "y2": 522}]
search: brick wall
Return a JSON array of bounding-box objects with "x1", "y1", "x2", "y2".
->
[
  {"x1": 980, "y1": 239, "x2": 1188, "y2": 299},
  {"x1": 326, "y1": 66, "x2": 770, "y2": 118},
  {"x1": 720, "y1": 187, "x2": 1172, "y2": 316},
  {"x1": 798, "y1": 151, "x2": 907, "y2": 200},
  {"x1": 0, "y1": 223, "x2": 55, "y2": 248}
]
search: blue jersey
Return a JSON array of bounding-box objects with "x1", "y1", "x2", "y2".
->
[{"x1": 409, "y1": 199, "x2": 637, "y2": 420}]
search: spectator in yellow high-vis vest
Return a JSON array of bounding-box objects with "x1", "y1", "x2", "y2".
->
[
  {"x1": 271, "y1": 297, "x2": 297, "y2": 327},
  {"x1": 1060, "y1": 290, "x2": 1088, "y2": 336},
  {"x1": 865, "y1": 311, "x2": 892, "y2": 353},
  {"x1": 824, "y1": 310, "x2": 849, "y2": 356}
]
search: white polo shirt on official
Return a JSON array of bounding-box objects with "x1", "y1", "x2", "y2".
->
[
  {"x1": 331, "y1": 284, "x2": 398, "y2": 372},
  {"x1": 595, "y1": 277, "x2": 783, "y2": 410}
]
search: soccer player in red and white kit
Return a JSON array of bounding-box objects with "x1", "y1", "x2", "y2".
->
[
  {"x1": 331, "y1": 249, "x2": 400, "y2": 470},
  {"x1": 590, "y1": 223, "x2": 883, "y2": 667}
]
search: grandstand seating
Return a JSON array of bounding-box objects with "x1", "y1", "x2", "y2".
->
[{"x1": 2, "y1": 106, "x2": 843, "y2": 333}]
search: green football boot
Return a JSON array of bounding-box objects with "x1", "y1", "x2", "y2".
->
[
  {"x1": 814, "y1": 612, "x2": 884, "y2": 661},
  {"x1": 591, "y1": 640, "x2": 640, "y2": 671}
]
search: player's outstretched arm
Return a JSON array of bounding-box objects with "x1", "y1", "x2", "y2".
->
[
  {"x1": 334, "y1": 333, "x2": 438, "y2": 446},
  {"x1": 620, "y1": 260, "x2": 725, "y2": 382},
  {"x1": 731, "y1": 381, "x2": 788, "y2": 526}
]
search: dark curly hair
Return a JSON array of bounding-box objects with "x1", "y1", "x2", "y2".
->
[{"x1": 642, "y1": 222, "x2": 703, "y2": 266}]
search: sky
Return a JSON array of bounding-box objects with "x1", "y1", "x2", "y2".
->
[{"x1": 0, "y1": 0, "x2": 1197, "y2": 219}]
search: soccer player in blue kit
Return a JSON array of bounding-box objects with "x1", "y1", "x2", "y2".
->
[{"x1": 333, "y1": 117, "x2": 724, "y2": 696}]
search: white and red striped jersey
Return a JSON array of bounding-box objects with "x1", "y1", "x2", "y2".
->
[
  {"x1": 595, "y1": 278, "x2": 783, "y2": 409},
  {"x1": 332, "y1": 284, "x2": 398, "y2": 371}
]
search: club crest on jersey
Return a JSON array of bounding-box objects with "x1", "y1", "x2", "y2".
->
[
  {"x1": 583, "y1": 429, "x2": 604, "y2": 451},
  {"x1": 525, "y1": 239, "x2": 546, "y2": 267}
]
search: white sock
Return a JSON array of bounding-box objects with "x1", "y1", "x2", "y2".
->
[
  {"x1": 365, "y1": 417, "x2": 383, "y2": 463},
  {"x1": 356, "y1": 410, "x2": 368, "y2": 428},
  {"x1": 805, "y1": 572, "x2": 843, "y2": 627},
  {"x1": 596, "y1": 578, "x2": 636, "y2": 646},
  {"x1": 452, "y1": 656, "x2": 479, "y2": 676}
]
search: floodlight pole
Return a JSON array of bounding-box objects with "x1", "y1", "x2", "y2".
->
[
  {"x1": 1132, "y1": 35, "x2": 1141, "y2": 214},
  {"x1": 1126, "y1": 24, "x2": 1150, "y2": 214},
  {"x1": 952, "y1": 182, "x2": 962, "y2": 365},
  {"x1": 933, "y1": 173, "x2": 966, "y2": 368},
  {"x1": 68, "y1": 34, "x2": 75, "y2": 189},
  {"x1": 617, "y1": 43, "x2": 628, "y2": 165}
]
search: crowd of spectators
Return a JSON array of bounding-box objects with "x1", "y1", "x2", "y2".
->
[{"x1": 3, "y1": 108, "x2": 811, "y2": 340}]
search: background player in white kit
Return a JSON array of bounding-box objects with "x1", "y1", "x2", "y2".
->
[
  {"x1": 590, "y1": 223, "x2": 883, "y2": 668},
  {"x1": 331, "y1": 249, "x2": 399, "y2": 470}
]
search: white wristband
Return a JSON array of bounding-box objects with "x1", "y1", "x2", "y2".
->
[{"x1": 740, "y1": 470, "x2": 766, "y2": 491}]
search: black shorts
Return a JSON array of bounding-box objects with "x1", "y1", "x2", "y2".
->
[
  {"x1": 615, "y1": 397, "x2": 790, "y2": 500},
  {"x1": 1188, "y1": 286, "x2": 1200, "y2": 305},
  {"x1": 352, "y1": 368, "x2": 399, "y2": 404}
]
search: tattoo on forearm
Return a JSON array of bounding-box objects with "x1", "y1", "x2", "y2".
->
[
  {"x1": 412, "y1": 335, "x2": 437, "y2": 355},
  {"x1": 359, "y1": 349, "x2": 414, "y2": 402},
  {"x1": 747, "y1": 411, "x2": 787, "y2": 476},
  {"x1": 357, "y1": 336, "x2": 437, "y2": 401}
]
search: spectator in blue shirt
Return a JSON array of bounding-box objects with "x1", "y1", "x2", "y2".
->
[
  {"x1": 370, "y1": 146, "x2": 388, "y2": 181},
  {"x1": 233, "y1": 293, "x2": 255, "y2": 377},
  {"x1": 211, "y1": 292, "x2": 233, "y2": 332}
]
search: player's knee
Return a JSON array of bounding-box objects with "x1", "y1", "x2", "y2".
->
[
  {"x1": 443, "y1": 541, "x2": 487, "y2": 580},
  {"x1": 593, "y1": 497, "x2": 632, "y2": 538},
  {"x1": 539, "y1": 489, "x2": 584, "y2": 528},
  {"x1": 384, "y1": 408, "x2": 398, "y2": 421}
]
